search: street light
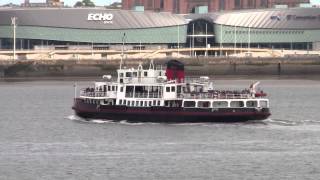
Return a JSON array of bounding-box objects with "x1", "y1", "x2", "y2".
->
[{"x1": 11, "y1": 17, "x2": 17, "y2": 60}]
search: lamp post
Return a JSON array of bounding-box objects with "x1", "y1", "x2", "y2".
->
[
  {"x1": 11, "y1": 17, "x2": 17, "y2": 60},
  {"x1": 177, "y1": 25, "x2": 180, "y2": 58},
  {"x1": 120, "y1": 33, "x2": 126, "y2": 69}
]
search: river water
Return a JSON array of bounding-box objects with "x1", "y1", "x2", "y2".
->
[{"x1": 0, "y1": 78, "x2": 319, "y2": 180}]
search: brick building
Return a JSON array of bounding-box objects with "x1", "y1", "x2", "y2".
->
[{"x1": 122, "y1": 0, "x2": 309, "y2": 14}]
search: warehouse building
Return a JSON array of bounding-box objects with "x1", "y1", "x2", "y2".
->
[{"x1": 0, "y1": 7, "x2": 319, "y2": 51}]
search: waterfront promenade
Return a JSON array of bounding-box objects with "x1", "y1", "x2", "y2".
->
[{"x1": 1, "y1": 53, "x2": 320, "y2": 78}]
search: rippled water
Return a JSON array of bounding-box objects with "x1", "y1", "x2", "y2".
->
[{"x1": 0, "y1": 79, "x2": 320, "y2": 179}]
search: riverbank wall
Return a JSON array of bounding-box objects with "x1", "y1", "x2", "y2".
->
[{"x1": 1, "y1": 57, "x2": 320, "y2": 78}]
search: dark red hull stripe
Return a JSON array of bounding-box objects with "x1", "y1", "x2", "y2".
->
[{"x1": 73, "y1": 99, "x2": 270, "y2": 122}]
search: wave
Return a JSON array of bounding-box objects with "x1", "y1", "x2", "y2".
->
[
  {"x1": 66, "y1": 115, "x2": 320, "y2": 127},
  {"x1": 66, "y1": 115, "x2": 151, "y2": 125},
  {"x1": 265, "y1": 118, "x2": 320, "y2": 126},
  {"x1": 265, "y1": 118, "x2": 299, "y2": 126},
  {"x1": 66, "y1": 115, "x2": 110, "y2": 124}
]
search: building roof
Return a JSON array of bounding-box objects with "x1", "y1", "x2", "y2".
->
[
  {"x1": 186, "y1": 8, "x2": 320, "y2": 30},
  {"x1": 214, "y1": 8, "x2": 320, "y2": 29},
  {"x1": 0, "y1": 8, "x2": 187, "y2": 30}
]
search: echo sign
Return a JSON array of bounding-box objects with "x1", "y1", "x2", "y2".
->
[{"x1": 87, "y1": 13, "x2": 114, "y2": 24}]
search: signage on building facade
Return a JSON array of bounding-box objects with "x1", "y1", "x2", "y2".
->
[
  {"x1": 270, "y1": 14, "x2": 320, "y2": 21},
  {"x1": 87, "y1": 13, "x2": 114, "y2": 24},
  {"x1": 286, "y1": 15, "x2": 320, "y2": 21}
]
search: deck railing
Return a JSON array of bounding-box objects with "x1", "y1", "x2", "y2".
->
[
  {"x1": 80, "y1": 90, "x2": 106, "y2": 97},
  {"x1": 181, "y1": 93, "x2": 251, "y2": 99},
  {"x1": 125, "y1": 92, "x2": 163, "y2": 98}
]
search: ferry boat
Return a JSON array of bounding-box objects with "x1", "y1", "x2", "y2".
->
[{"x1": 72, "y1": 60, "x2": 271, "y2": 123}]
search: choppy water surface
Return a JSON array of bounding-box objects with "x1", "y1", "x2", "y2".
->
[{"x1": 0, "y1": 79, "x2": 320, "y2": 180}]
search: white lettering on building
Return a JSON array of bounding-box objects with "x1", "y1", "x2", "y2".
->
[{"x1": 87, "y1": 13, "x2": 114, "y2": 24}]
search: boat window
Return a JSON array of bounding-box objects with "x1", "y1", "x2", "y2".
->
[
  {"x1": 171, "y1": 86, "x2": 175, "y2": 92},
  {"x1": 166, "y1": 87, "x2": 170, "y2": 92},
  {"x1": 212, "y1": 101, "x2": 228, "y2": 108},
  {"x1": 246, "y1": 101, "x2": 258, "y2": 107},
  {"x1": 260, "y1": 100, "x2": 268, "y2": 108},
  {"x1": 144, "y1": 71, "x2": 148, "y2": 77},
  {"x1": 126, "y1": 72, "x2": 132, "y2": 77},
  {"x1": 133, "y1": 72, "x2": 138, "y2": 77},
  {"x1": 120, "y1": 87, "x2": 123, "y2": 92},
  {"x1": 119, "y1": 73, "x2": 124, "y2": 77},
  {"x1": 177, "y1": 86, "x2": 181, "y2": 93},
  {"x1": 183, "y1": 101, "x2": 196, "y2": 108},
  {"x1": 198, "y1": 101, "x2": 210, "y2": 108},
  {"x1": 230, "y1": 101, "x2": 244, "y2": 108}
]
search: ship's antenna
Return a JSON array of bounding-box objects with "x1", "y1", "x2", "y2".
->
[
  {"x1": 120, "y1": 33, "x2": 126, "y2": 70},
  {"x1": 149, "y1": 59, "x2": 154, "y2": 70}
]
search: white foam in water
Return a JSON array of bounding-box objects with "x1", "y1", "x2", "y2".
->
[
  {"x1": 265, "y1": 118, "x2": 298, "y2": 126},
  {"x1": 66, "y1": 115, "x2": 81, "y2": 121},
  {"x1": 91, "y1": 120, "x2": 108, "y2": 124}
]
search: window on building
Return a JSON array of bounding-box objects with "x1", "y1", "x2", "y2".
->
[
  {"x1": 260, "y1": 0, "x2": 268, "y2": 8},
  {"x1": 234, "y1": 0, "x2": 241, "y2": 9},
  {"x1": 166, "y1": 87, "x2": 170, "y2": 92},
  {"x1": 120, "y1": 87, "x2": 123, "y2": 92},
  {"x1": 219, "y1": 0, "x2": 225, "y2": 10},
  {"x1": 144, "y1": 71, "x2": 148, "y2": 77},
  {"x1": 171, "y1": 86, "x2": 175, "y2": 92},
  {"x1": 119, "y1": 100, "x2": 122, "y2": 105}
]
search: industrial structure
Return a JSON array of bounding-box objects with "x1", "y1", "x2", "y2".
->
[
  {"x1": 0, "y1": 7, "x2": 319, "y2": 53},
  {"x1": 122, "y1": 0, "x2": 310, "y2": 14},
  {"x1": 22, "y1": 0, "x2": 64, "y2": 7}
]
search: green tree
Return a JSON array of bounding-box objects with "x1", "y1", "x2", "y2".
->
[
  {"x1": 74, "y1": 0, "x2": 95, "y2": 7},
  {"x1": 74, "y1": 1, "x2": 83, "y2": 7},
  {"x1": 82, "y1": 0, "x2": 95, "y2": 7}
]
